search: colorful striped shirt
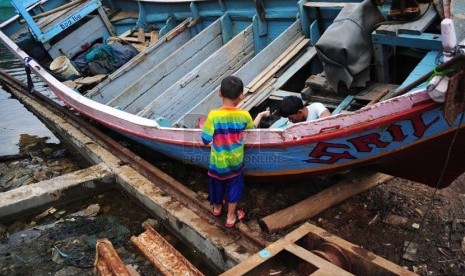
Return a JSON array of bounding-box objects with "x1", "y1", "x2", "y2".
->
[{"x1": 201, "y1": 106, "x2": 254, "y2": 180}]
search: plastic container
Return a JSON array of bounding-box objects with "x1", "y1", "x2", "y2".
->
[{"x1": 49, "y1": 56, "x2": 80, "y2": 79}]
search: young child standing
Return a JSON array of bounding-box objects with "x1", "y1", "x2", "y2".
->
[{"x1": 201, "y1": 76, "x2": 269, "y2": 228}]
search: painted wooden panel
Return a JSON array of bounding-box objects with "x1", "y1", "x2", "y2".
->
[
  {"x1": 138, "y1": 24, "x2": 255, "y2": 123},
  {"x1": 177, "y1": 20, "x2": 302, "y2": 127},
  {"x1": 395, "y1": 51, "x2": 439, "y2": 93},
  {"x1": 107, "y1": 19, "x2": 223, "y2": 114},
  {"x1": 87, "y1": 20, "x2": 192, "y2": 104},
  {"x1": 46, "y1": 15, "x2": 109, "y2": 59}
]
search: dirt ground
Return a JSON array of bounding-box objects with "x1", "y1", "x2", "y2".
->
[
  {"x1": 2, "y1": 134, "x2": 465, "y2": 275},
  {"x1": 154, "y1": 155, "x2": 465, "y2": 276},
  {"x1": 305, "y1": 175, "x2": 465, "y2": 275}
]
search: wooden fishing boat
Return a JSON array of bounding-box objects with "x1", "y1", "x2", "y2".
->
[{"x1": 1, "y1": 0, "x2": 465, "y2": 188}]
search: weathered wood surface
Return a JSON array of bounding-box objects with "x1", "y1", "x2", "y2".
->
[
  {"x1": 46, "y1": 15, "x2": 106, "y2": 59},
  {"x1": 223, "y1": 222, "x2": 416, "y2": 276},
  {"x1": 304, "y1": 2, "x2": 349, "y2": 8},
  {"x1": 260, "y1": 172, "x2": 393, "y2": 234},
  {"x1": 176, "y1": 20, "x2": 304, "y2": 127},
  {"x1": 95, "y1": 239, "x2": 134, "y2": 276},
  {"x1": 106, "y1": 19, "x2": 223, "y2": 114},
  {"x1": 87, "y1": 19, "x2": 192, "y2": 104},
  {"x1": 131, "y1": 223, "x2": 204, "y2": 276},
  {"x1": 109, "y1": 11, "x2": 139, "y2": 22},
  {"x1": 138, "y1": 25, "x2": 255, "y2": 123},
  {"x1": 375, "y1": 4, "x2": 437, "y2": 35}
]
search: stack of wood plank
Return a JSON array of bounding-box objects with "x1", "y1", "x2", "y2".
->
[{"x1": 113, "y1": 28, "x2": 159, "y2": 52}]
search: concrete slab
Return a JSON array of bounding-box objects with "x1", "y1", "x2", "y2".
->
[{"x1": 0, "y1": 163, "x2": 114, "y2": 221}]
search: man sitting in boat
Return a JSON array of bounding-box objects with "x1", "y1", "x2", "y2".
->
[{"x1": 278, "y1": 96, "x2": 331, "y2": 124}]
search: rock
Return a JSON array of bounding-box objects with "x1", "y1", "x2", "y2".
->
[
  {"x1": 143, "y1": 218, "x2": 160, "y2": 230},
  {"x1": 83, "y1": 204, "x2": 100, "y2": 217},
  {"x1": 383, "y1": 214, "x2": 408, "y2": 226},
  {"x1": 414, "y1": 208, "x2": 424, "y2": 217},
  {"x1": 51, "y1": 248, "x2": 64, "y2": 264},
  {"x1": 412, "y1": 223, "x2": 420, "y2": 229},
  {"x1": 402, "y1": 241, "x2": 418, "y2": 261},
  {"x1": 49, "y1": 149, "x2": 67, "y2": 158},
  {"x1": 55, "y1": 266, "x2": 90, "y2": 276}
]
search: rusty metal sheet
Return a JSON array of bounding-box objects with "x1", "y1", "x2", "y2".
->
[
  {"x1": 94, "y1": 239, "x2": 134, "y2": 276},
  {"x1": 131, "y1": 222, "x2": 204, "y2": 276},
  {"x1": 443, "y1": 70, "x2": 465, "y2": 125}
]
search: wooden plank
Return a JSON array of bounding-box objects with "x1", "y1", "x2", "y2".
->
[
  {"x1": 97, "y1": 6, "x2": 116, "y2": 36},
  {"x1": 302, "y1": 224, "x2": 418, "y2": 276},
  {"x1": 304, "y1": 2, "x2": 349, "y2": 8},
  {"x1": 86, "y1": 19, "x2": 192, "y2": 104},
  {"x1": 150, "y1": 31, "x2": 159, "y2": 44},
  {"x1": 175, "y1": 20, "x2": 304, "y2": 126},
  {"x1": 122, "y1": 36, "x2": 143, "y2": 43},
  {"x1": 110, "y1": 11, "x2": 138, "y2": 22},
  {"x1": 239, "y1": 38, "x2": 309, "y2": 110},
  {"x1": 138, "y1": 25, "x2": 255, "y2": 121},
  {"x1": 332, "y1": 95, "x2": 354, "y2": 115},
  {"x1": 260, "y1": 172, "x2": 393, "y2": 234},
  {"x1": 222, "y1": 222, "x2": 415, "y2": 276},
  {"x1": 137, "y1": 28, "x2": 145, "y2": 43},
  {"x1": 244, "y1": 37, "x2": 308, "y2": 94},
  {"x1": 284, "y1": 243, "x2": 353, "y2": 276},
  {"x1": 375, "y1": 4, "x2": 437, "y2": 35},
  {"x1": 107, "y1": 20, "x2": 223, "y2": 114},
  {"x1": 270, "y1": 89, "x2": 301, "y2": 99},
  {"x1": 398, "y1": 4, "x2": 437, "y2": 35}
]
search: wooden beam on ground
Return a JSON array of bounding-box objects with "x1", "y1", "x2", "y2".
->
[
  {"x1": 95, "y1": 239, "x2": 135, "y2": 276},
  {"x1": 259, "y1": 172, "x2": 393, "y2": 234},
  {"x1": 223, "y1": 222, "x2": 416, "y2": 275},
  {"x1": 131, "y1": 222, "x2": 204, "y2": 276}
]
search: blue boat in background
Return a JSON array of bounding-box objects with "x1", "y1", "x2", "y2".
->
[{"x1": 1, "y1": 0, "x2": 465, "y2": 188}]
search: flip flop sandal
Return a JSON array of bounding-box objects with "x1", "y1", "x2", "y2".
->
[
  {"x1": 225, "y1": 209, "x2": 246, "y2": 228},
  {"x1": 236, "y1": 209, "x2": 245, "y2": 220},
  {"x1": 225, "y1": 217, "x2": 238, "y2": 228},
  {"x1": 212, "y1": 206, "x2": 222, "y2": 217}
]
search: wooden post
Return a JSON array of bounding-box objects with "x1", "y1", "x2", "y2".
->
[
  {"x1": 149, "y1": 31, "x2": 159, "y2": 44},
  {"x1": 259, "y1": 173, "x2": 393, "y2": 234},
  {"x1": 137, "y1": 28, "x2": 145, "y2": 43}
]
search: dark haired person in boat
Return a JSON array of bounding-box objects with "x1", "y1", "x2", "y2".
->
[
  {"x1": 201, "y1": 76, "x2": 269, "y2": 228},
  {"x1": 279, "y1": 95, "x2": 331, "y2": 123}
]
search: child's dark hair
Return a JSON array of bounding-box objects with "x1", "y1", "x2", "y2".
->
[
  {"x1": 279, "y1": 96, "x2": 303, "y2": 117},
  {"x1": 220, "y1": 76, "x2": 243, "y2": 99}
]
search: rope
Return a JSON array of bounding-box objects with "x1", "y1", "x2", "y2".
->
[
  {"x1": 23, "y1": 57, "x2": 34, "y2": 93},
  {"x1": 399, "y1": 110, "x2": 465, "y2": 263},
  {"x1": 426, "y1": 67, "x2": 456, "y2": 84}
]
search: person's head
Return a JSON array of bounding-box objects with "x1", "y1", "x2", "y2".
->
[
  {"x1": 219, "y1": 76, "x2": 244, "y2": 103},
  {"x1": 279, "y1": 96, "x2": 306, "y2": 123}
]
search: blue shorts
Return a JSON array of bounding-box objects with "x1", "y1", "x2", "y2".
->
[{"x1": 209, "y1": 172, "x2": 244, "y2": 204}]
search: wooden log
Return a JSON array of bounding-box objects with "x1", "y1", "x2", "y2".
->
[{"x1": 259, "y1": 172, "x2": 393, "y2": 234}]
